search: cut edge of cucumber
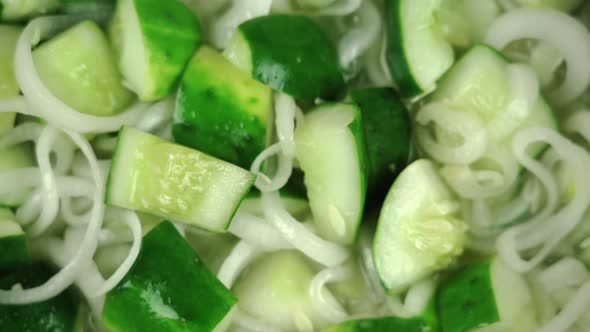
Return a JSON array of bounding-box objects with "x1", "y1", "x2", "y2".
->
[{"x1": 223, "y1": 30, "x2": 253, "y2": 77}]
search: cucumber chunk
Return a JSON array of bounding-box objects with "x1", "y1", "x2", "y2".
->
[
  {"x1": 0, "y1": 143, "x2": 35, "y2": 207},
  {"x1": 0, "y1": 25, "x2": 22, "y2": 136},
  {"x1": 437, "y1": 257, "x2": 538, "y2": 332},
  {"x1": 0, "y1": 264, "x2": 77, "y2": 331},
  {"x1": 103, "y1": 221, "x2": 237, "y2": 332},
  {"x1": 384, "y1": 0, "x2": 454, "y2": 97},
  {"x1": 0, "y1": 0, "x2": 59, "y2": 21},
  {"x1": 105, "y1": 126, "x2": 255, "y2": 232},
  {"x1": 33, "y1": 20, "x2": 133, "y2": 117},
  {"x1": 295, "y1": 103, "x2": 366, "y2": 245},
  {"x1": 373, "y1": 159, "x2": 466, "y2": 293},
  {"x1": 349, "y1": 87, "x2": 411, "y2": 203},
  {"x1": 173, "y1": 46, "x2": 271, "y2": 169},
  {"x1": 225, "y1": 14, "x2": 346, "y2": 104},
  {"x1": 0, "y1": 208, "x2": 29, "y2": 270},
  {"x1": 233, "y1": 250, "x2": 334, "y2": 331},
  {"x1": 109, "y1": 0, "x2": 201, "y2": 101}
]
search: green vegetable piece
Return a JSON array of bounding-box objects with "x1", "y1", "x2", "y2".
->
[
  {"x1": 103, "y1": 220, "x2": 237, "y2": 332},
  {"x1": 109, "y1": 0, "x2": 201, "y2": 101},
  {"x1": 0, "y1": 143, "x2": 35, "y2": 207},
  {"x1": 0, "y1": 264, "x2": 77, "y2": 332},
  {"x1": 0, "y1": 209, "x2": 29, "y2": 270},
  {"x1": 0, "y1": 25, "x2": 22, "y2": 136},
  {"x1": 321, "y1": 316, "x2": 435, "y2": 332},
  {"x1": 349, "y1": 87, "x2": 411, "y2": 203},
  {"x1": 0, "y1": 0, "x2": 60, "y2": 21},
  {"x1": 225, "y1": 14, "x2": 346, "y2": 104},
  {"x1": 33, "y1": 20, "x2": 133, "y2": 116},
  {"x1": 106, "y1": 126, "x2": 255, "y2": 232},
  {"x1": 173, "y1": 46, "x2": 271, "y2": 169}
]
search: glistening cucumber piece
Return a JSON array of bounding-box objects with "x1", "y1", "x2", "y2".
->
[
  {"x1": 0, "y1": 25, "x2": 22, "y2": 135},
  {"x1": 225, "y1": 15, "x2": 346, "y2": 104},
  {"x1": 33, "y1": 20, "x2": 133, "y2": 116},
  {"x1": 109, "y1": 0, "x2": 201, "y2": 101},
  {"x1": 349, "y1": 87, "x2": 411, "y2": 203},
  {"x1": 384, "y1": 0, "x2": 454, "y2": 97},
  {"x1": 173, "y1": 46, "x2": 271, "y2": 169},
  {"x1": 103, "y1": 221, "x2": 237, "y2": 332},
  {"x1": 105, "y1": 126, "x2": 255, "y2": 232},
  {"x1": 373, "y1": 159, "x2": 466, "y2": 293},
  {"x1": 0, "y1": 264, "x2": 77, "y2": 331},
  {"x1": 437, "y1": 257, "x2": 538, "y2": 332},
  {"x1": 0, "y1": 143, "x2": 35, "y2": 207},
  {"x1": 0, "y1": 0, "x2": 59, "y2": 21},
  {"x1": 295, "y1": 103, "x2": 366, "y2": 245},
  {"x1": 0, "y1": 208, "x2": 29, "y2": 270}
]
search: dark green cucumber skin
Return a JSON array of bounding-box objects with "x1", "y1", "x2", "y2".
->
[
  {"x1": 0, "y1": 264, "x2": 77, "y2": 332},
  {"x1": 0, "y1": 235, "x2": 29, "y2": 270},
  {"x1": 173, "y1": 51, "x2": 268, "y2": 170},
  {"x1": 383, "y1": 0, "x2": 423, "y2": 97},
  {"x1": 322, "y1": 316, "x2": 436, "y2": 332},
  {"x1": 436, "y1": 259, "x2": 499, "y2": 332},
  {"x1": 103, "y1": 221, "x2": 237, "y2": 332},
  {"x1": 350, "y1": 87, "x2": 411, "y2": 203},
  {"x1": 238, "y1": 15, "x2": 346, "y2": 104}
]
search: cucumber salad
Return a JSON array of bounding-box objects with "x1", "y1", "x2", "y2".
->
[{"x1": 0, "y1": 0, "x2": 590, "y2": 331}]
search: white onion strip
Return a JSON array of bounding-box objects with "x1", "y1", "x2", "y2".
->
[
  {"x1": 229, "y1": 212, "x2": 292, "y2": 250},
  {"x1": 338, "y1": 0, "x2": 380, "y2": 69},
  {"x1": 485, "y1": 8, "x2": 590, "y2": 105},
  {"x1": 0, "y1": 122, "x2": 43, "y2": 148},
  {"x1": 210, "y1": 0, "x2": 272, "y2": 49},
  {"x1": 538, "y1": 282, "x2": 590, "y2": 332},
  {"x1": 0, "y1": 96, "x2": 33, "y2": 115},
  {"x1": 217, "y1": 241, "x2": 260, "y2": 289},
  {"x1": 309, "y1": 265, "x2": 349, "y2": 322}
]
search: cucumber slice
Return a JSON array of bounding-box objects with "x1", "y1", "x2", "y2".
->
[
  {"x1": 0, "y1": 264, "x2": 77, "y2": 331},
  {"x1": 0, "y1": 0, "x2": 59, "y2": 21},
  {"x1": 373, "y1": 159, "x2": 466, "y2": 293},
  {"x1": 384, "y1": 0, "x2": 454, "y2": 97},
  {"x1": 515, "y1": 0, "x2": 583, "y2": 12},
  {"x1": 321, "y1": 316, "x2": 435, "y2": 332},
  {"x1": 0, "y1": 25, "x2": 22, "y2": 136},
  {"x1": 0, "y1": 143, "x2": 35, "y2": 207},
  {"x1": 232, "y1": 250, "x2": 334, "y2": 331},
  {"x1": 224, "y1": 15, "x2": 345, "y2": 104},
  {"x1": 349, "y1": 87, "x2": 411, "y2": 203},
  {"x1": 0, "y1": 208, "x2": 29, "y2": 270},
  {"x1": 437, "y1": 257, "x2": 538, "y2": 332},
  {"x1": 173, "y1": 46, "x2": 271, "y2": 169},
  {"x1": 103, "y1": 221, "x2": 237, "y2": 332},
  {"x1": 105, "y1": 126, "x2": 255, "y2": 232},
  {"x1": 295, "y1": 103, "x2": 366, "y2": 245},
  {"x1": 33, "y1": 20, "x2": 133, "y2": 117},
  {"x1": 109, "y1": 0, "x2": 201, "y2": 101}
]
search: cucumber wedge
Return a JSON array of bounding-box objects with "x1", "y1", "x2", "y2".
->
[
  {"x1": 109, "y1": 0, "x2": 201, "y2": 101},
  {"x1": 103, "y1": 221, "x2": 237, "y2": 332},
  {"x1": 0, "y1": 25, "x2": 22, "y2": 136},
  {"x1": 384, "y1": 0, "x2": 454, "y2": 97},
  {"x1": 0, "y1": 0, "x2": 59, "y2": 21},
  {"x1": 0, "y1": 264, "x2": 77, "y2": 331},
  {"x1": 173, "y1": 46, "x2": 271, "y2": 169},
  {"x1": 437, "y1": 257, "x2": 538, "y2": 332},
  {"x1": 295, "y1": 103, "x2": 366, "y2": 245},
  {"x1": 0, "y1": 143, "x2": 35, "y2": 207},
  {"x1": 0, "y1": 208, "x2": 29, "y2": 270},
  {"x1": 373, "y1": 159, "x2": 466, "y2": 293},
  {"x1": 33, "y1": 20, "x2": 133, "y2": 116},
  {"x1": 224, "y1": 15, "x2": 346, "y2": 104},
  {"x1": 349, "y1": 87, "x2": 411, "y2": 203},
  {"x1": 105, "y1": 126, "x2": 255, "y2": 232}
]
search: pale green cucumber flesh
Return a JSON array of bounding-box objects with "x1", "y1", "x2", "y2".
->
[
  {"x1": 0, "y1": 25, "x2": 22, "y2": 136},
  {"x1": 0, "y1": 0, "x2": 60, "y2": 20},
  {"x1": 0, "y1": 208, "x2": 29, "y2": 269},
  {"x1": 0, "y1": 143, "x2": 35, "y2": 207}
]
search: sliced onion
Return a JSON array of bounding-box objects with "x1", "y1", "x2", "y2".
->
[
  {"x1": 338, "y1": 1, "x2": 380, "y2": 69},
  {"x1": 210, "y1": 0, "x2": 272, "y2": 49}
]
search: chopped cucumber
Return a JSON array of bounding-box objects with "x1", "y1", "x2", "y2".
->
[
  {"x1": 515, "y1": 0, "x2": 583, "y2": 12},
  {"x1": 173, "y1": 46, "x2": 271, "y2": 169},
  {"x1": 233, "y1": 250, "x2": 334, "y2": 331},
  {"x1": 384, "y1": 0, "x2": 454, "y2": 97},
  {"x1": 0, "y1": 208, "x2": 29, "y2": 270},
  {"x1": 0, "y1": 143, "x2": 35, "y2": 207},
  {"x1": 0, "y1": 25, "x2": 22, "y2": 136},
  {"x1": 103, "y1": 221, "x2": 237, "y2": 332},
  {"x1": 437, "y1": 257, "x2": 538, "y2": 332},
  {"x1": 373, "y1": 159, "x2": 466, "y2": 293},
  {"x1": 33, "y1": 20, "x2": 133, "y2": 116},
  {"x1": 295, "y1": 103, "x2": 366, "y2": 245},
  {"x1": 349, "y1": 87, "x2": 411, "y2": 203},
  {"x1": 321, "y1": 316, "x2": 435, "y2": 332},
  {"x1": 105, "y1": 126, "x2": 255, "y2": 232},
  {"x1": 225, "y1": 14, "x2": 346, "y2": 104},
  {"x1": 0, "y1": 264, "x2": 77, "y2": 331},
  {"x1": 0, "y1": 0, "x2": 59, "y2": 21},
  {"x1": 109, "y1": 0, "x2": 201, "y2": 101}
]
